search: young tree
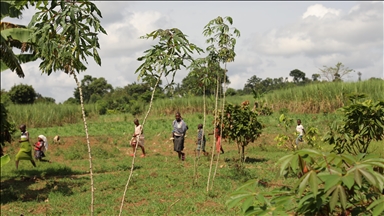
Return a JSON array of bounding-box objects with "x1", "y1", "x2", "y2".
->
[
  {"x1": 219, "y1": 101, "x2": 263, "y2": 161},
  {"x1": 119, "y1": 28, "x2": 203, "y2": 216},
  {"x1": 203, "y1": 15, "x2": 240, "y2": 192},
  {"x1": 319, "y1": 62, "x2": 355, "y2": 82},
  {"x1": 28, "y1": 1, "x2": 107, "y2": 214},
  {"x1": 8, "y1": 83, "x2": 37, "y2": 104},
  {"x1": 323, "y1": 95, "x2": 384, "y2": 155}
]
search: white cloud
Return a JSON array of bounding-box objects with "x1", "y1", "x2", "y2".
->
[{"x1": 302, "y1": 4, "x2": 341, "y2": 19}]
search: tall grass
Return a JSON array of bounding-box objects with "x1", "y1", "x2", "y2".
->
[
  {"x1": 148, "y1": 80, "x2": 383, "y2": 115},
  {"x1": 6, "y1": 80, "x2": 383, "y2": 129},
  {"x1": 7, "y1": 103, "x2": 100, "y2": 128},
  {"x1": 264, "y1": 79, "x2": 384, "y2": 113},
  {"x1": 145, "y1": 95, "x2": 251, "y2": 117}
]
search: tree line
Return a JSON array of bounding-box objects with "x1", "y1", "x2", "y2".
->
[{"x1": 2, "y1": 61, "x2": 376, "y2": 114}]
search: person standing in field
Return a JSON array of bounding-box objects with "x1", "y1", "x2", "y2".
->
[
  {"x1": 130, "y1": 119, "x2": 146, "y2": 157},
  {"x1": 34, "y1": 135, "x2": 51, "y2": 163},
  {"x1": 15, "y1": 124, "x2": 36, "y2": 169},
  {"x1": 196, "y1": 124, "x2": 207, "y2": 156},
  {"x1": 295, "y1": 119, "x2": 305, "y2": 147},
  {"x1": 172, "y1": 112, "x2": 188, "y2": 161},
  {"x1": 215, "y1": 125, "x2": 225, "y2": 154}
]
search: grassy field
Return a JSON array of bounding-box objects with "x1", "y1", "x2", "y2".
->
[
  {"x1": 5, "y1": 80, "x2": 383, "y2": 129},
  {"x1": 1, "y1": 111, "x2": 383, "y2": 215}
]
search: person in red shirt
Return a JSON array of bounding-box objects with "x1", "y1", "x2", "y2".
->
[
  {"x1": 34, "y1": 135, "x2": 50, "y2": 163},
  {"x1": 209, "y1": 125, "x2": 225, "y2": 155}
]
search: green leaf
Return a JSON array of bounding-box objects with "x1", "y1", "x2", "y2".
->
[
  {"x1": 1, "y1": 154, "x2": 10, "y2": 167},
  {"x1": 367, "y1": 196, "x2": 384, "y2": 216},
  {"x1": 226, "y1": 192, "x2": 255, "y2": 209},
  {"x1": 320, "y1": 174, "x2": 342, "y2": 191},
  {"x1": 308, "y1": 171, "x2": 318, "y2": 197},
  {"x1": 242, "y1": 196, "x2": 254, "y2": 213},
  {"x1": 297, "y1": 148, "x2": 323, "y2": 157},
  {"x1": 298, "y1": 172, "x2": 311, "y2": 197},
  {"x1": 354, "y1": 168, "x2": 362, "y2": 187},
  {"x1": 277, "y1": 154, "x2": 295, "y2": 176},
  {"x1": 329, "y1": 186, "x2": 339, "y2": 211},
  {"x1": 359, "y1": 168, "x2": 377, "y2": 186},
  {"x1": 341, "y1": 174, "x2": 355, "y2": 190},
  {"x1": 338, "y1": 185, "x2": 347, "y2": 210}
]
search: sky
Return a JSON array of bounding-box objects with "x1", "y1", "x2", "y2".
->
[{"x1": 1, "y1": 1, "x2": 383, "y2": 103}]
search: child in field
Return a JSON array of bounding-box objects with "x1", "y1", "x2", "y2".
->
[
  {"x1": 209, "y1": 125, "x2": 225, "y2": 155},
  {"x1": 295, "y1": 119, "x2": 305, "y2": 147},
  {"x1": 34, "y1": 135, "x2": 51, "y2": 163},
  {"x1": 196, "y1": 124, "x2": 207, "y2": 156},
  {"x1": 130, "y1": 119, "x2": 146, "y2": 157}
]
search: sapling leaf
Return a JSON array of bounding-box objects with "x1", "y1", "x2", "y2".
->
[
  {"x1": 278, "y1": 154, "x2": 295, "y2": 176},
  {"x1": 321, "y1": 174, "x2": 342, "y2": 191},
  {"x1": 359, "y1": 168, "x2": 378, "y2": 187},
  {"x1": 308, "y1": 171, "x2": 318, "y2": 197},
  {"x1": 329, "y1": 186, "x2": 339, "y2": 212},
  {"x1": 354, "y1": 168, "x2": 362, "y2": 187},
  {"x1": 342, "y1": 174, "x2": 355, "y2": 190},
  {"x1": 338, "y1": 185, "x2": 347, "y2": 210},
  {"x1": 242, "y1": 196, "x2": 255, "y2": 213},
  {"x1": 298, "y1": 172, "x2": 311, "y2": 197},
  {"x1": 226, "y1": 192, "x2": 255, "y2": 209}
]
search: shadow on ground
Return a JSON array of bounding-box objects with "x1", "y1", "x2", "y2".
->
[
  {"x1": 244, "y1": 157, "x2": 268, "y2": 164},
  {"x1": 0, "y1": 166, "x2": 84, "y2": 205}
]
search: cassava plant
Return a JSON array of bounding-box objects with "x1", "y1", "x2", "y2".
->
[
  {"x1": 306, "y1": 126, "x2": 321, "y2": 149},
  {"x1": 323, "y1": 95, "x2": 384, "y2": 155},
  {"x1": 274, "y1": 114, "x2": 297, "y2": 150},
  {"x1": 226, "y1": 149, "x2": 384, "y2": 215},
  {"x1": 119, "y1": 28, "x2": 203, "y2": 216},
  {"x1": 28, "y1": 1, "x2": 107, "y2": 214}
]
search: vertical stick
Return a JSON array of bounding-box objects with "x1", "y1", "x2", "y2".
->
[
  {"x1": 73, "y1": 73, "x2": 94, "y2": 216},
  {"x1": 119, "y1": 71, "x2": 163, "y2": 216},
  {"x1": 211, "y1": 63, "x2": 228, "y2": 189},
  {"x1": 207, "y1": 72, "x2": 220, "y2": 192}
]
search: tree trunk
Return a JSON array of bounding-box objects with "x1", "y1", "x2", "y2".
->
[
  {"x1": 119, "y1": 71, "x2": 163, "y2": 216},
  {"x1": 241, "y1": 145, "x2": 245, "y2": 163},
  {"x1": 73, "y1": 73, "x2": 94, "y2": 216},
  {"x1": 194, "y1": 85, "x2": 206, "y2": 186},
  {"x1": 207, "y1": 72, "x2": 220, "y2": 192},
  {"x1": 211, "y1": 63, "x2": 228, "y2": 190}
]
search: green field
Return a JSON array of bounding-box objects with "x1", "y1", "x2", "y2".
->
[{"x1": 1, "y1": 110, "x2": 383, "y2": 215}]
